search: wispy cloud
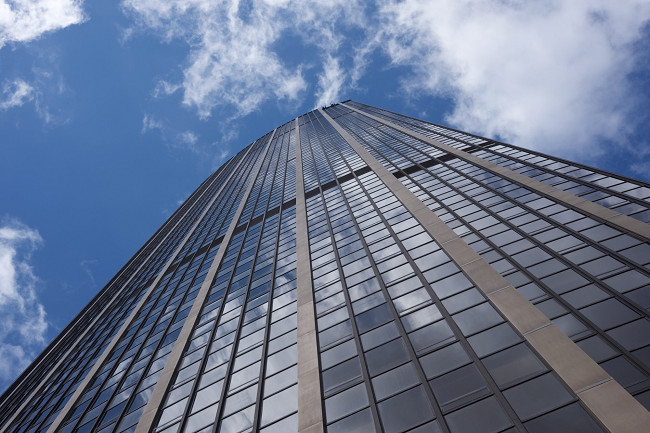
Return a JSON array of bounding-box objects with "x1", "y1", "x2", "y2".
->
[
  {"x1": 314, "y1": 55, "x2": 346, "y2": 108},
  {"x1": 124, "y1": 0, "x2": 650, "y2": 171},
  {"x1": 79, "y1": 259, "x2": 97, "y2": 288},
  {"x1": 0, "y1": 0, "x2": 86, "y2": 49},
  {"x1": 0, "y1": 218, "x2": 47, "y2": 390},
  {"x1": 141, "y1": 113, "x2": 163, "y2": 133},
  {"x1": 121, "y1": 0, "x2": 365, "y2": 119},
  {"x1": 0, "y1": 79, "x2": 34, "y2": 110}
]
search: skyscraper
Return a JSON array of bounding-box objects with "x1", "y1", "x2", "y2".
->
[{"x1": 2, "y1": 100, "x2": 650, "y2": 433}]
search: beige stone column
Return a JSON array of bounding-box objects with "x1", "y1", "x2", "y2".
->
[{"x1": 294, "y1": 118, "x2": 324, "y2": 433}]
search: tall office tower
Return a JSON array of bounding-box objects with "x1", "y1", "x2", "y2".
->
[{"x1": 3, "y1": 101, "x2": 650, "y2": 433}]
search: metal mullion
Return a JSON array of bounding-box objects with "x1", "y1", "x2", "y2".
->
[
  {"x1": 3, "y1": 158, "x2": 241, "y2": 433},
  {"x1": 109, "y1": 249, "x2": 216, "y2": 427},
  {"x1": 251, "y1": 134, "x2": 282, "y2": 220},
  {"x1": 470, "y1": 145, "x2": 650, "y2": 211},
  {"x1": 18, "y1": 295, "x2": 134, "y2": 432},
  {"x1": 443, "y1": 159, "x2": 650, "y2": 282},
  {"x1": 76, "y1": 251, "x2": 206, "y2": 432},
  {"x1": 344, "y1": 103, "x2": 650, "y2": 243},
  {"x1": 302, "y1": 120, "x2": 382, "y2": 431},
  {"x1": 338, "y1": 111, "x2": 650, "y2": 335},
  {"x1": 28, "y1": 275, "x2": 157, "y2": 433},
  {"x1": 349, "y1": 101, "x2": 650, "y2": 192},
  {"x1": 415, "y1": 163, "x2": 650, "y2": 376},
  {"x1": 336, "y1": 175, "x2": 453, "y2": 432},
  {"x1": 162, "y1": 252, "x2": 238, "y2": 431},
  {"x1": 245, "y1": 134, "x2": 281, "y2": 224},
  {"x1": 353, "y1": 176, "x2": 529, "y2": 431},
  {"x1": 324, "y1": 108, "x2": 562, "y2": 430},
  {"x1": 351, "y1": 117, "x2": 650, "y2": 381},
  {"x1": 170, "y1": 176, "x2": 270, "y2": 432},
  {"x1": 49, "y1": 141, "x2": 264, "y2": 433},
  {"x1": 211, "y1": 227, "x2": 267, "y2": 433},
  {"x1": 251, "y1": 130, "x2": 295, "y2": 433},
  {"x1": 250, "y1": 214, "x2": 290, "y2": 432},
  {"x1": 0, "y1": 160, "x2": 233, "y2": 424},
  {"x1": 401, "y1": 166, "x2": 650, "y2": 382},
  {"x1": 389, "y1": 172, "x2": 621, "y2": 420},
  {"x1": 310, "y1": 114, "x2": 451, "y2": 429}
]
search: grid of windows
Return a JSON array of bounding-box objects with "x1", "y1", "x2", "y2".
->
[
  {"x1": 345, "y1": 100, "x2": 650, "y2": 220},
  {"x1": 145, "y1": 122, "x2": 299, "y2": 433},
  {"x1": 4, "y1": 101, "x2": 650, "y2": 433},
  {"x1": 49, "y1": 134, "x2": 273, "y2": 433},
  {"x1": 1, "y1": 145, "x2": 258, "y2": 433},
  {"x1": 328, "y1": 104, "x2": 650, "y2": 407},
  {"x1": 301, "y1": 117, "x2": 606, "y2": 432}
]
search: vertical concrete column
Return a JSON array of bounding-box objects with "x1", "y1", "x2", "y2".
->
[
  {"x1": 320, "y1": 108, "x2": 650, "y2": 433},
  {"x1": 46, "y1": 143, "x2": 259, "y2": 433},
  {"x1": 294, "y1": 118, "x2": 325, "y2": 433},
  {"x1": 133, "y1": 130, "x2": 276, "y2": 433},
  {"x1": 342, "y1": 103, "x2": 650, "y2": 240}
]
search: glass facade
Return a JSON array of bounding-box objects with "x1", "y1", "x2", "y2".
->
[{"x1": 1, "y1": 101, "x2": 649, "y2": 433}]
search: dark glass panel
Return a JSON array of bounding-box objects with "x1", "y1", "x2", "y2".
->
[
  {"x1": 452, "y1": 303, "x2": 503, "y2": 336},
  {"x1": 444, "y1": 397, "x2": 511, "y2": 433},
  {"x1": 327, "y1": 408, "x2": 375, "y2": 433},
  {"x1": 325, "y1": 383, "x2": 369, "y2": 423},
  {"x1": 467, "y1": 323, "x2": 521, "y2": 358},
  {"x1": 429, "y1": 364, "x2": 489, "y2": 412},
  {"x1": 419, "y1": 342, "x2": 471, "y2": 380},
  {"x1": 372, "y1": 362, "x2": 420, "y2": 400},
  {"x1": 524, "y1": 402, "x2": 604, "y2": 433},
  {"x1": 361, "y1": 322, "x2": 400, "y2": 351},
  {"x1": 576, "y1": 336, "x2": 617, "y2": 363},
  {"x1": 482, "y1": 343, "x2": 546, "y2": 389},
  {"x1": 503, "y1": 373, "x2": 573, "y2": 420},
  {"x1": 579, "y1": 299, "x2": 639, "y2": 330},
  {"x1": 409, "y1": 320, "x2": 456, "y2": 355},
  {"x1": 322, "y1": 357, "x2": 363, "y2": 396},
  {"x1": 377, "y1": 386, "x2": 435, "y2": 433},
  {"x1": 365, "y1": 338, "x2": 410, "y2": 377}
]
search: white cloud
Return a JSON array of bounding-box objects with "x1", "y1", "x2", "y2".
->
[
  {"x1": 0, "y1": 79, "x2": 34, "y2": 110},
  {"x1": 373, "y1": 0, "x2": 650, "y2": 157},
  {"x1": 178, "y1": 130, "x2": 198, "y2": 145},
  {"x1": 124, "y1": 0, "x2": 650, "y2": 164},
  {"x1": 0, "y1": 219, "x2": 47, "y2": 388},
  {"x1": 141, "y1": 113, "x2": 163, "y2": 133},
  {"x1": 0, "y1": 0, "x2": 86, "y2": 49},
  {"x1": 314, "y1": 55, "x2": 346, "y2": 108},
  {"x1": 122, "y1": 0, "x2": 365, "y2": 118}
]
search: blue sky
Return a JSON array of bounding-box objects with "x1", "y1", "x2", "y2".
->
[{"x1": 1, "y1": 0, "x2": 650, "y2": 390}]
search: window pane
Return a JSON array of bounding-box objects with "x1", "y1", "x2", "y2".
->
[
  {"x1": 325, "y1": 383, "x2": 369, "y2": 423},
  {"x1": 260, "y1": 384, "x2": 297, "y2": 426},
  {"x1": 444, "y1": 397, "x2": 511, "y2": 433},
  {"x1": 503, "y1": 373, "x2": 573, "y2": 420},
  {"x1": 452, "y1": 303, "x2": 503, "y2": 336},
  {"x1": 409, "y1": 320, "x2": 456, "y2": 355},
  {"x1": 524, "y1": 402, "x2": 604, "y2": 433},
  {"x1": 327, "y1": 408, "x2": 375, "y2": 433},
  {"x1": 467, "y1": 323, "x2": 521, "y2": 358},
  {"x1": 377, "y1": 386, "x2": 435, "y2": 433},
  {"x1": 420, "y1": 342, "x2": 471, "y2": 379},
  {"x1": 372, "y1": 362, "x2": 420, "y2": 400},
  {"x1": 365, "y1": 338, "x2": 410, "y2": 377},
  {"x1": 429, "y1": 364, "x2": 489, "y2": 412},
  {"x1": 482, "y1": 344, "x2": 547, "y2": 389},
  {"x1": 322, "y1": 357, "x2": 362, "y2": 396}
]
